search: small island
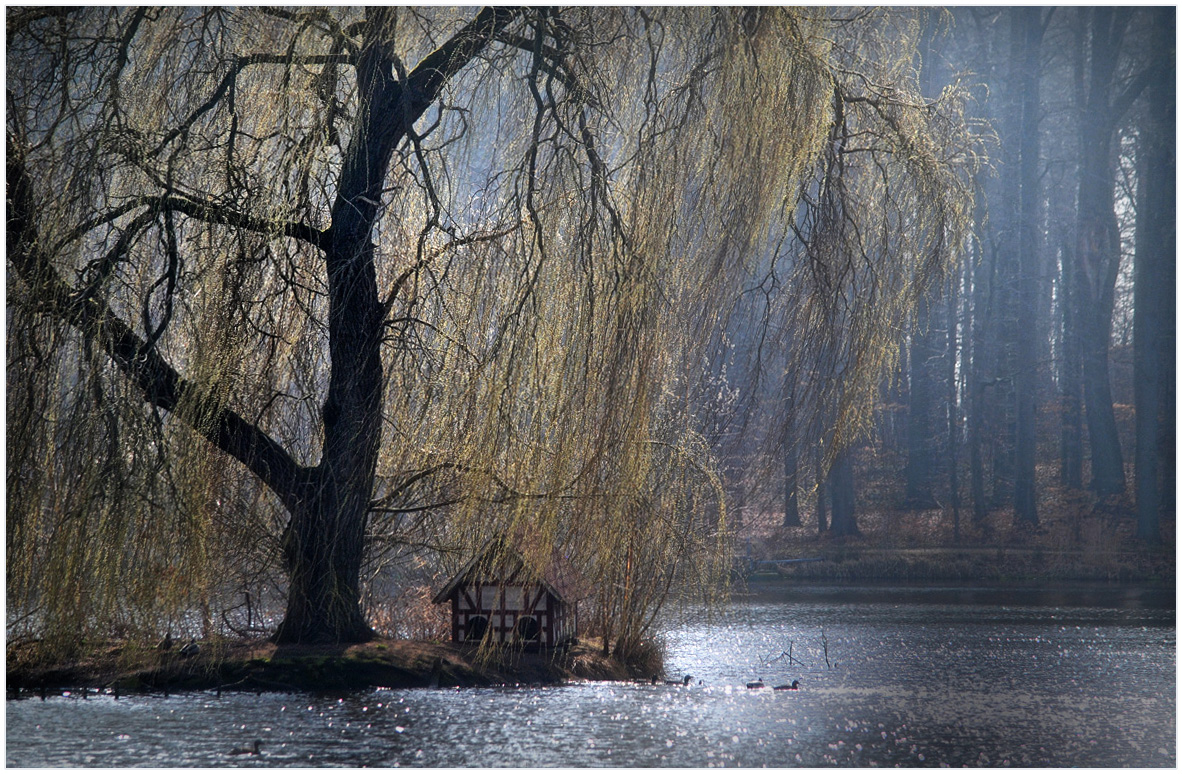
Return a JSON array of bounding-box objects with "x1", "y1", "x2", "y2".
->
[{"x1": 7, "y1": 636, "x2": 639, "y2": 699}]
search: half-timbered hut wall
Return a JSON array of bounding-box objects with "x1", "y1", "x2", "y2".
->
[{"x1": 432, "y1": 543, "x2": 578, "y2": 648}]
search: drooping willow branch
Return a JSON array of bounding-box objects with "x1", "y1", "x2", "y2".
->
[
  {"x1": 7, "y1": 133, "x2": 308, "y2": 512},
  {"x1": 147, "y1": 52, "x2": 358, "y2": 158}
]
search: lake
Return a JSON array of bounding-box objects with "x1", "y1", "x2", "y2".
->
[{"x1": 6, "y1": 583, "x2": 1174, "y2": 767}]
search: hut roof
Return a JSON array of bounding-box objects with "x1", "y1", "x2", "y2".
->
[{"x1": 431, "y1": 538, "x2": 582, "y2": 605}]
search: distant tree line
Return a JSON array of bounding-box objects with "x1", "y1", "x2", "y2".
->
[{"x1": 715, "y1": 8, "x2": 1174, "y2": 548}]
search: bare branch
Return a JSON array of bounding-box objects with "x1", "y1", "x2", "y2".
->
[
  {"x1": 148, "y1": 51, "x2": 356, "y2": 158},
  {"x1": 7, "y1": 133, "x2": 308, "y2": 512}
]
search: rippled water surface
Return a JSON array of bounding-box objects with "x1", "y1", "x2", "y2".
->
[{"x1": 7, "y1": 585, "x2": 1174, "y2": 767}]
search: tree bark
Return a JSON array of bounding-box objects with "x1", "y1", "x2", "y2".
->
[
  {"x1": 905, "y1": 296, "x2": 940, "y2": 509},
  {"x1": 947, "y1": 259, "x2": 963, "y2": 542},
  {"x1": 1160, "y1": 194, "x2": 1178, "y2": 525},
  {"x1": 968, "y1": 177, "x2": 990, "y2": 528},
  {"x1": 1012, "y1": 7, "x2": 1045, "y2": 525},
  {"x1": 828, "y1": 449, "x2": 859, "y2": 537},
  {"x1": 1074, "y1": 7, "x2": 1145, "y2": 497},
  {"x1": 273, "y1": 6, "x2": 521, "y2": 643},
  {"x1": 1059, "y1": 238, "x2": 1084, "y2": 488},
  {"x1": 1133, "y1": 8, "x2": 1174, "y2": 544},
  {"x1": 783, "y1": 439, "x2": 801, "y2": 527},
  {"x1": 815, "y1": 449, "x2": 829, "y2": 533}
]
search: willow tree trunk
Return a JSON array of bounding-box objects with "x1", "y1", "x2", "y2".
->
[
  {"x1": 270, "y1": 6, "x2": 520, "y2": 642},
  {"x1": 269, "y1": 20, "x2": 397, "y2": 642},
  {"x1": 274, "y1": 206, "x2": 387, "y2": 643}
]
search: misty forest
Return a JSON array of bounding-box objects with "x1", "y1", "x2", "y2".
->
[{"x1": 6, "y1": 6, "x2": 1175, "y2": 666}]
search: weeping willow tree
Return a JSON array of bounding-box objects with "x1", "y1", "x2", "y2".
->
[
  {"x1": 775, "y1": 9, "x2": 979, "y2": 529},
  {"x1": 7, "y1": 7, "x2": 974, "y2": 652},
  {"x1": 697, "y1": 9, "x2": 980, "y2": 536}
]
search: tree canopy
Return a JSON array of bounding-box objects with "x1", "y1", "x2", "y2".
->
[{"x1": 7, "y1": 7, "x2": 974, "y2": 650}]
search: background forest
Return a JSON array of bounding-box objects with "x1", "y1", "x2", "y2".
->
[
  {"x1": 732, "y1": 7, "x2": 1175, "y2": 574},
  {"x1": 6, "y1": 7, "x2": 1174, "y2": 661}
]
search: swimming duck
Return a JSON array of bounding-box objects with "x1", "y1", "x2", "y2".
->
[
  {"x1": 156, "y1": 632, "x2": 173, "y2": 651},
  {"x1": 179, "y1": 639, "x2": 200, "y2": 658},
  {"x1": 773, "y1": 680, "x2": 800, "y2": 691},
  {"x1": 746, "y1": 678, "x2": 765, "y2": 689},
  {"x1": 664, "y1": 674, "x2": 692, "y2": 686},
  {"x1": 228, "y1": 740, "x2": 262, "y2": 756}
]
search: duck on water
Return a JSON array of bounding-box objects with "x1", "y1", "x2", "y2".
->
[
  {"x1": 747, "y1": 678, "x2": 800, "y2": 690},
  {"x1": 229, "y1": 740, "x2": 262, "y2": 756}
]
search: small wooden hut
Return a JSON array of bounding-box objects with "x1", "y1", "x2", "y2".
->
[{"x1": 432, "y1": 540, "x2": 578, "y2": 648}]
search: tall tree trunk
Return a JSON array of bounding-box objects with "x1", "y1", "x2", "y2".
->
[
  {"x1": 960, "y1": 11, "x2": 1010, "y2": 519},
  {"x1": 1133, "y1": 8, "x2": 1174, "y2": 544},
  {"x1": 1078, "y1": 230, "x2": 1125, "y2": 497},
  {"x1": 947, "y1": 259, "x2": 963, "y2": 543},
  {"x1": 1160, "y1": 200, "x2": 1177, "y2": 523},
  {"x1": 968, "y1": 178, "x2": 990, "y2": 528},
  {"x1": 828, "y1": 449, "x2": 859, "y2": 537},
  {"x1": 905, "y1": 297, "x2": 940, "y2": 509},
  {"x1": 783, "y1": 392, "x2": 801, "y2": 527},
  {"x1": 815, "y1": 448, "x2": 829, "y2": 533},
  {"x1": 1075, "y1": 7, "x2": 1144, "y2": 497},
  {"x1": 990, "y1": 250, "x2": 1016, "y2": 509},
  {"x1": 1059, "y1": 238, "x2": 1084, "y2": 488},
  {"x1": 783, "y1": 441, "x2": 801, "y2": 527},
  {"x1": 273, "y1": 12, "x2": 400, "y2": 642},
  {"x1": 1012, "y1": 7, "x2": 1045, "y2": 525},
  {"x1": 275, "y1": 201, "x2": 387, "y2": 643},
  {"x1": 1133, "y1": 152, "x2": 1162, "y2": 543}
]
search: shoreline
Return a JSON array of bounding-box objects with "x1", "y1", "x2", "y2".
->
[
  {"x1": 9, "y1": 571, "x2": 1173, "y2": 699},
  {"x1": 740, "y1": 545, "x2": 1175, "y2": 586},
  {"x1": 6, "y1": 637, "x2": 636, "y2": 699},
  {"x1": 735, "y1": 576, "x2": 1175, "y2": 612}
]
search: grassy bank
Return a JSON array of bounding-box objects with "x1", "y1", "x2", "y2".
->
[
  {"x1": 6, "y1": 636, "x2": 639, "y2": 699},
  {"x1": 745, "y1": 545, "x2": 1175, "y2": 585},
  {"x1": 739, "y1": 478, "x2": 1176, "y2": 587}
]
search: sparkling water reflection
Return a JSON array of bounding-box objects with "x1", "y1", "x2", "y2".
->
[{"x1": 7, "y1": 585, "x2": 1174, "y2": 767}]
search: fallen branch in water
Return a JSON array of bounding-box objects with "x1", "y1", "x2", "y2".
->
[{"x1": 765, "y1": 641, "x2": 805, "y2": 668}]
